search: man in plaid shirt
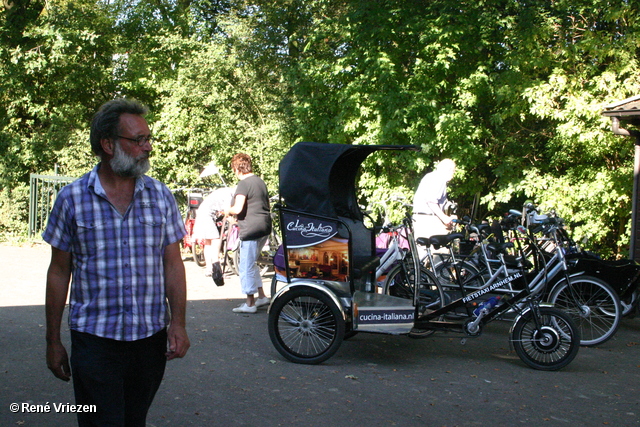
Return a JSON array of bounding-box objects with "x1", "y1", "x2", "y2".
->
[{"x1": 43, "y1": 99, "x2": 190, "y2": 426}]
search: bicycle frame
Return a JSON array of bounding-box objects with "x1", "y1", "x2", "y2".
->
[
  {"x1": 413, "y1": 226, "x2": 571, "y2": 335},
  {"x1": 384, "y1": 210, "x2": 429, "y2": 307},
  {"x1": 375, "y1": 227, "x2": 407, "y2": 282},
  {"x1": 268, "y1": 143, "x2": 580, "y2": 370}
]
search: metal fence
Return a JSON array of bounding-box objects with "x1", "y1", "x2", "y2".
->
[{"x1": 29, "y1": 174, "x2": 76, "y2": 237}]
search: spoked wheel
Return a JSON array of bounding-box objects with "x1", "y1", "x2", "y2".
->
[
  {"x1": 268, "y1": 287, "x2": 345, "y2": 364},
  {"x1": 224, "y1": 249, "x2": 239, "y2": 275},
  {"x1": 382, "y1": 263, "x2": 445, "y2": 339},
  {"x1": 510, "y1": 306, "x2": 580, "y2": 371},
  {"x1": 257, "y1": 260, "x2": 271, "y2": 276},
  {"x1": 232, "y1": 247, "x2": 241, "y2": 275},
  {"x1": 548, "y1": 275, "x2": 621, "y2": 346},
  {"x1": 192, "y1": 240, "x2": 206, "y2": 267},
  {"x1": 232, "y1": 245, "x2": 270, "y2": 277},
  {"x1": 434, "y1": 259, "x2": 485, "y2": 291}
]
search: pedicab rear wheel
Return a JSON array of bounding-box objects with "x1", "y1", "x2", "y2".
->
[{"x1": 268, "y1": 287, "x2": 345, "y2": 364}]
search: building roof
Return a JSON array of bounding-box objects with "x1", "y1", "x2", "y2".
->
[{"x1": 603, "y1": 95, "x2": 640, "y2": 117}]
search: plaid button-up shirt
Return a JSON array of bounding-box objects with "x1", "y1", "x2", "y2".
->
[{"x1": 43, "y1": 164, "x2": 186, "y2": 341}]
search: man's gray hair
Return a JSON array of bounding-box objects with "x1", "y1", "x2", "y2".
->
[{"x1": 90, "y1": 98, "x2": 148, "y2": 156}]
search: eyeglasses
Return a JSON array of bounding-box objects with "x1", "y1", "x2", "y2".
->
[{"x1": 116, "y1": 135, "x2": 156, "y2": 146}]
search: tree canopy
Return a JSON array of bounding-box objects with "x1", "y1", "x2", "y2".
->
[{"x1": 1, "y1": 0, "x2": 639, "y2": 257}]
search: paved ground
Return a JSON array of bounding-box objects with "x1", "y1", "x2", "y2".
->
[{"x1": 1, "y1": 243, "x2": 639, "y2": 426}]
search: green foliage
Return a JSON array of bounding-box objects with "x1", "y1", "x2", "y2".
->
[
  {"x1": 0, "y1": 184, "x2": 29, "y2": 241},
  {"x1": 1, "y1": 0, "x2": 640, "y2": 258},
  {"x1": 0, "y1": 0, "x2": 117, "y2": 185},
  {"x1": 149, "y1": 25, "x2": 288, "y2": 194}
]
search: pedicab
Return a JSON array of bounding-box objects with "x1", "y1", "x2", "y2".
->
[{"x1": 267, "y1": 141, "x2": 580, "y2": 370}]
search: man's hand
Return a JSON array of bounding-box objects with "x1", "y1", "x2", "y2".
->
[
  {"x1": 166, "y1": 323, "x2": 190, "y2": 360},
  {"x1": 163, "y1": 241, "x2": 189, "y2": 360},
  {"x1": 45, "y1": 247, "x2": 72, "y2": 381},
  {"x1": 46, "y1": 341, "x2": 71, "y2": 381}
]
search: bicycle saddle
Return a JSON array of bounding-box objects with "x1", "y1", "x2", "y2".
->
[
  {"x1": 425, "y1": 233, "x2": 464, "y2": 250},
  {"x1": 486, "y1": 242, "x2": 514, "y2": 255}
]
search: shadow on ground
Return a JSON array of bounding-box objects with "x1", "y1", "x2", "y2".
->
[{"x1": 2, "y1": 299, "x2": 639, "y2": 427}]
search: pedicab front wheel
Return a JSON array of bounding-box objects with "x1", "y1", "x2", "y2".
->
[
  {"x1": 268, "y1": 287, "x2": 345, "y2": 364},
  {"x1": 510, "y1": 306, "x2": 580, "y2": 371}
]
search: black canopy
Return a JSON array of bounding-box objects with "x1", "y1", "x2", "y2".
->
[{"x1": 279, "y1": 141, "x2": 419, "y2": 220}]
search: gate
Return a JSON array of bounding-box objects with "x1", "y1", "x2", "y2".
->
[{"x1": 29, "y1": 174, "x2": 76, "y2": 237}]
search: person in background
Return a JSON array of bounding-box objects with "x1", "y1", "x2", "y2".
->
[
  {"x1": 412, "y1": 158, "x2": 457, "y2": 257},
  {"x1": 43, "y1": 98, "x2": 190, "y2": 427},
  {"x1": 224, "y1": 153, "x2": 271, "y2": 313},
  {"x1": 193, "y1": 185, "x2": 235, "y2": 277}
]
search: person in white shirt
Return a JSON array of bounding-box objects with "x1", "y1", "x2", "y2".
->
[
  {"x1": 412, "y1": 159, "x2": 456, "y2": 256},
  {"x1": 193, "y1": 186, "x2": 235, "y2": 277}
]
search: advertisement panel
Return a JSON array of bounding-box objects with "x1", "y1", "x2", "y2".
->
[{"x1": 281, "y1": 212, "x2": 349, "y2": 281}]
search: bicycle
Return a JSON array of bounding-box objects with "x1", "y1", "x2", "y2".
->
[
  {"x1": 379, "y1": 206, "x2": 581, "y2": 369},
  {"x1": 268, "y1": 141, "x2": 580, "y2": 370},
  {"x1": 522, "y1": 205, "x2": 640, "y2": 319},
  {"x1": 218, "y1": 215, "x2": 240, "y2": 275},
  {"x1": 377, "y1": 208, "x2": 446, "y2": 335},
  {"x1": 227, "y1": 197, "x2": 282, "y2": 278},
  {"x1": 418, "y1": 211, "x2": 622, "y2": 346},
  {"x1": 173, "y1": 188, "x2": 208, "y2": 267}
]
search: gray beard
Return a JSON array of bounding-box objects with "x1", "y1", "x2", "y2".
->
[{"x1": 110, "y1": 141, "x2": 150, "y2": 178}]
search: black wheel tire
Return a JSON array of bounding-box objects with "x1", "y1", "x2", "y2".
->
[
  {"x1": 232, "y1": 247, "x2": 240, "y2": 275},
  {"x1": 548, "y1": 275, "x2": 621, "y2": 346},
  {"x1": 192, "y1": 240, "x2": 206, "y2": 267},
  {"x1": 225, "y1": 250, "x2": 239, "y2": 276},
  {"x1": 268, "y1": 287, "x2": 345, "y2": 364},
  {"x1": 382, "y1": 263, "x2": 445, "y2": 339},
  {"x1": 434, "y1": 259, "x2": 485, "y2": 291},
  {"x1": 511, "y1": 306, "x2": 580, "y2": 371},
  {"x1": 220, "y1": 252, "x2": 235, "y2": 275}
]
